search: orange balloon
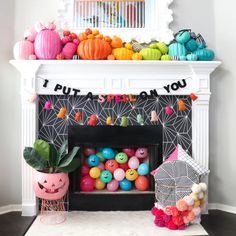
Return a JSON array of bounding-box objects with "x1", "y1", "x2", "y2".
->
[
  {"x1": 135, "y1": 176, "x2": 149, "y2": 191},
  {"x1": 105, "y1": 160, "x2": 119, "y2": 173}
]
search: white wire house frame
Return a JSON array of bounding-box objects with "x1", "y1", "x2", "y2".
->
[{"x1": 57, "y1": 0, "x2": 174, "y2": 43}]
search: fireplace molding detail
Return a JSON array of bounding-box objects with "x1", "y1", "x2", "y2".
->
[{"x1": 10, "y1": 60, "x2": 221, "y2": 216}]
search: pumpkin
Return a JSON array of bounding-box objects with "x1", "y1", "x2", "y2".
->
[
  {"x1": 112, "y1": 48, "x2": 134, "y2": 60},
  {"x1": 56, "y1": 53, "x2": 65, "y2": 60},
  {"x1": 185, "y1": 39, "x2": 198, "y2": 52},
  {"x1": 33, "y1": 171, "x2": 69, "y2": 200},
  {"x1": 13, "y1": 41, "x2": 34, "y2": 60},
  {"x1": 176, "y1": 30, "x2": 191, "y2": 44},
  {"x1": 107, "y1": 54, "x2": 116, "y2": 60},
  {"x1": 104, "y1": 36, "x2": 112, "y2": 43},
  {"x1": 62, "y1": 42, "x2": 77, "y2": 59},
  {"x1": 78, "y1": 32, "x2": 88, "y2": 41},
  {"x1": 168, "y1": 43, "x2": 187, "y2": 57},
  {"x1": 111, "y1": 36, "x2": 123, "y2": 48},
  {"x1": 193, "y1": 49, "x2": 215, "y2": 61},
  {"x1": 179, "y1": 55, "x2": 187, "y2": 61},
  {"x1": 186, "y1": 54, "x2": 198, "y2": 61},
  {"x1": 132, "y1": 53, "x2": 142, "y2": 60},
  {"x1": 34, "y1": 29, "x2": 62, "y2": 59},
  {"x1": 161, "y1": 54, "x2": 172, "y2": 61},
  {"x1": 77, "y1": 39, "x2": 112, "y2": 60},
  {"x1": 156, "y1": 42, "x2": 168, "y2": 54},
  {"x1": 140, "y1": 48, "x2": 161, "y2": 60}
]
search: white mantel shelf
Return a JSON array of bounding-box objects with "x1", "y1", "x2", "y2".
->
[{"x1": 10, "y1": 59, "x2": 221, "y2": 216}]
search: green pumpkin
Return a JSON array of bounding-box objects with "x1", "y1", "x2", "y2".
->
[
  {"x1": 140, "y1": 48, "x2": 162, "y2": 60},
  {"x1": 161, "y1": 54, "x2": 172, "y2": 61},
  {"x1": 156, "y1": 42, "x2": 168, "y2": 54}
]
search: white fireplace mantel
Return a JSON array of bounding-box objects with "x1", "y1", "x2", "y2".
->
[{"x1": 10, "y1": 60, "x2": 221, "y2": 216}]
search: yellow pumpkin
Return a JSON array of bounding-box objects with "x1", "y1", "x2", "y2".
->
[
  {"x1": 132, "y1": 53, "x2": 142, "y2": 60},
  {"x1": 112, "y1": 48, "x2": 134, "y2": 60}
]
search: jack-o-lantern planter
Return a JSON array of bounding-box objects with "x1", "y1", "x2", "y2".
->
[{"x1": 33, "y1": 171, "x2": 69, "y2": 200}]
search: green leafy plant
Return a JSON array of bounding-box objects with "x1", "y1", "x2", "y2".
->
[{"x1": 23, "y1": 139, "x2": 80, "y2": 173}]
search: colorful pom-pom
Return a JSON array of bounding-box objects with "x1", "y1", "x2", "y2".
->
[
  {"x1": 169, "y1": 206, "x2": 179, "y2": 217},
  {"x1": 176, "y1": 199, "x2": 188, "y2": 211},
  {"x1": 154, "y1": 217, "x2": 165, "y2": 227},
  {"x1": 194, "y1": 200, "x2": 201, "y2": 208},
  {"x1": 162, "y1": 214, "x2": 171, "y2": 223},
  {"x1": 199, "y1": 182, "x2": 207, "y2": 192},
  {"x1": 198, "y1": 192, "x2": 204, "y2": 199},
  {"x1": 192, "y1": 207, "x2": 201, "y2": 216},
  {"x1": 183, "y1": 195, "x2": 194, "y2": 206},
  {"x1": 190, "y1": 192, "x2": 199, "y2": 201},
  {"x1": 191, "y1": 183, "x2": 202, "y2": 193},
  {"x1": 187, "y1": 211, "x2": 196, "y2": 222},
  {"x1": 178, "y1": 224, "x2": 186, "y2": 230},
  {"x1": 172, "y1": 216, "x2": 184, "y2": 226},
  {"x1": 167, "y1": 221, "x2": 178, "y2": 230},
  {"x1": 151, "y1": 207, "x2": 164, "y2": 218}
]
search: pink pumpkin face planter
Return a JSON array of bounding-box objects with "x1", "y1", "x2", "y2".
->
[
  {"x1": 33, "y1": 171, "x2": 69, "y2": 200},
  {"x1": 135, "y1": 148, "x2": 148, "y2": 159}
]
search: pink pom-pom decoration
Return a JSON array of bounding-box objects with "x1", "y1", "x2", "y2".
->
[
  {"x1": 164, "y1": 206, "x2": 172, "y2": 216},
  {"x1": 169, "y1": 206, "x2": 179, "y2": 217},
  {"x1": 176, "y1": 199, "x2": 188, "y2": 211},
  {"x1": 162, "y1": 214, "x2": 171, "y2": 223},
  {"x1": 192, "y1": 207, "x2": 201, "y2": 216},
  {"x1": 167, "y1": 221, "x2": 178, "y2": 230},
  {"x1": 13, "y1": 41, "x2": 34, "y2": 60},
  {"x1": 34, "y1": 29, "x2": 62, "y2": 59},
  {"x1": 62, "y1": 42, "x2": 77, "y2": 59},
  {"x1": 192, "y1": 216, "x2": 201, "y2": 224},
  {"x1": 187, "y1": 211, "x2": 196, "y2": 222},
  {"x1": 151, "y1": 207, "x2": 164, "y2": 218},
  {"x1": 172, "y1": 216, "x2": 184, "y2": 226},
  {"x1": 183, "y1": 216, "x2": 190, "y2": 224},
  {"x1": 178, "y1": 224, "x2": 186, "y2": 230},
  {"x1": 154, "y1": 217, "x2": 165, "y2": 227},
  {"x1": 183, "y1": 195, "x2": 194, "y2": 206}
]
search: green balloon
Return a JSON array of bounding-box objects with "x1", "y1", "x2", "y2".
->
[
  {"x1": 115, "y1": 152, "x2": 128, "y2": 164},
  {"x1": 96, "y1": 152, "x2": 106, "y2": 162}
]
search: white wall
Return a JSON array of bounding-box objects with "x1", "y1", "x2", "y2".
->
[{"x1": 1, "y1": 0, "x2": 236, "y2": 208}]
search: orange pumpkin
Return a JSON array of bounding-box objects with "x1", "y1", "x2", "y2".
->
[
  {"x1": 107, "y1": 54, "x2": 115, "y2": 60},
  {"x1": 87, "y1": 34, "x2": 94, "y2": 39},
  {"x1": 77, "y1": 39, "x2": 112, "y2": 60},
  {"x1": 132, "y1": 53, "x2": 142, "y2": 60},
  {"x1": 111, "y1": 36, "x2": 123, "y2": 48},
  {"x1": 112, "y1": 48, "x2": 134, "y2": 60},
  {"x1": 95, "y1": 34, "x2": 103, "y2": 39},
  {"x1": 78, "y1": 32, "x2": 88, "y2": 41},
  {"x1": 104, "y1": 36, "x2": 112, "y2": 43}
]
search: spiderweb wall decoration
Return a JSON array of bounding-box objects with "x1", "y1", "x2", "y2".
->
[{"x1": 38, "y1": 95, "x2": 192, "y2": 159}]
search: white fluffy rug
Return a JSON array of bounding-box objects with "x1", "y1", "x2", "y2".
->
[{"x1": 26, "y1": 211, "x2": 208, "y2": 236}]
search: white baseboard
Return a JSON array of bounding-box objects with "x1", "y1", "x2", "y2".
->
[
  {"x1": 208, "y1": 203, "x2": 236, "y2": 214},
  {"x1": 0, "y1": 204, "x2": 22, "y2": 215}
]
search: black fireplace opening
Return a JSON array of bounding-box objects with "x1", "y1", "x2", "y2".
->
[{"x1": 68, "y1": 125, "x2": 163, "y2": 211}]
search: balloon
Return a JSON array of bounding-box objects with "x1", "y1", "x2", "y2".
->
[
  {"x1": 125, "y1": 169, "x2": 138, "y2": 181},
  {"x1": 89, "y1": 167, "x2": 101, "y2": 179},
  {"x1": 87, "y1": 154, "x2": 100, "y2": 167},
  {"x1": 97, "y1": 162, "x2": 105, "y2": 171},
  {"x1": 128, "y1": 156, "x2": 140, "y2": 169},
  {"x1": 114, "y1": 168, "x2": 125, "y2": 181},
  {"x1": 81, "y1": 164, "x2": 90, "y2": 176},
  {"x1": 119, "y1": 162, "x2": 129, "y2": 171},
  {"x1": 80, "y1": 176, "x2": 95, "y2": 192},
  {"x1": 119, "y1": 178, "x2": 132, "y2": 191},
  {"x1": 100, "y1": 170, "x2": 112, "y2": 183},
  {"x1": 97, "y1": 147, "x2": 104, "y2": 152},
  {"x1": 135, "y1": 176, "x2": 149, "y2": 191},
  {"x1": 102, "y1": 148, "x2": 115, "y2": 159},
  {"x1": 96, "y1": 152, "x2": 106, "y2": 162},
  {"x1": 137, "y1": 163, "x2": 149, "y2": 176},
  {"x1": 84, "y1": 147, "x2": 96, "y2": 156},
  {"x1": 105, "y1": 160, "x2": 119, "y2": 173},
  {"x1": 135, "y1": 148, "x2": 148, "y2": 159},
  {"x1": 95, "y1": 178, "x2": 106, "y2": 190},
  {"x1": 107, "y1": 179, "x2": 119, "y2": 192},
  {"x1": 115, "y1": 152, "x2": 128, "y2": 164},
  {"x1": 122, "y1": 148, "x2": 135, "y2": 157}
]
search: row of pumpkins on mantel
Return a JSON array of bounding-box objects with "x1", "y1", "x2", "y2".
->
[{"x1": 13, "y1": 22, "x2": 215, "y2": 61}]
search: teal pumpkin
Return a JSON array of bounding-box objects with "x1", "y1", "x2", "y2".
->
[
  {"x1": 176, "y1": 31, "x2": 191, "y2": 44},
  {"x1": 193, "y1": 49, "x2": 215, "y2": 61},
  {"x1": 140, "y1": 48, "x2": 161, "y2": 60},
  {"x1": 179, "y1": 55, "x2": 187, "y2": 61},
  {"x1": 186, "y1": 54, "x2": 198, "y2": 61},
  {"x1": 168, "y1": 43, "x2": 187, "y2": 57},
  {"x1": 185, "y1": 39, "x2": 198, "y2": 52}
]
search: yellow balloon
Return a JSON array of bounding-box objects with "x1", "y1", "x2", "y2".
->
[
  {"x1": 125, "y1": 169, "x2": 138, "y2": 181},
  {"x1": 89, "y1": 167, "x2": 101, "y2": 179},
  {"x1": 95, "y1": 178, "x2": 106, "y2": 190}
]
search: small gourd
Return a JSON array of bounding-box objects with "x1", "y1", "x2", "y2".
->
[
  {"x1": 186, "y1": 54, "x2": 198, "y2": 61},
  {"x1": 156, "y1": 42, "x2": 168, "y2": 54},
  {"x1": 193, "y1": 49, "x2": 215, "y2": 61},
  {"x1": 161, "y1": 55, "x2": 172, "y2": 61},
  {"x1": 168, "y1": 43, "x2": 187, "y2": 57},
  {"x1": 132, "y1": 53, "x2": 142, "y2": 60},
  {"x1": 179, "y1": 55, "x2": 187, "y2": 61},
  {"x1": 185, "y1": 39, "x2": 198, "y2": 52},
  {"x1": 112, "y1": 48, "x2": 134, "y2": 60},
  {"x1": 176, "y1": 30, "x2": 191, "y2": 44},
  {"x1": 13, "y1": 40, "x2": 34, "y2": 60},
  {"x1": 140, "y1": 48, "x2": 161, "y2": 60}
]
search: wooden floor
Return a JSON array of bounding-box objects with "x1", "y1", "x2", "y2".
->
[{"x1": 0, "y1": 210, "x2": 235, "y2": 236}]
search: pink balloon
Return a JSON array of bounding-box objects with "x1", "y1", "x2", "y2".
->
[
  {"x1": 135, "y1": 148, "x2": 148, "y2": 159},
  {"x1": 107, "y1": 179, "x2": 119, "y2": 192},
  {"x1": 122, "y1": 148, "x2": 135, "y2": 157},
  {"x1": 113, "y1": 168, "x2": 125, "y2": 181},
  {"x1": 97, "y1": 162, "x2": 105, "y2": 171},
  {"x1": 128, "y1": 156, "x2": 140, "y2": 169}
]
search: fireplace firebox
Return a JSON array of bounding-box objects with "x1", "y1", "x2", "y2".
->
[{"x1": 68, "y1": 125, "x2": 162, "y2": 211}]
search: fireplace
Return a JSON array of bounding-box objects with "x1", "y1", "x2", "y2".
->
[{"x1": 68, "y1": 125, "x2": 162, "y2": 211}]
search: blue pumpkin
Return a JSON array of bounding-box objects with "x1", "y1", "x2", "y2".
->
[
  {"x1": 176, "y1": 31, "x2": 191, "y2": 44},
  {"x1": 179, "y1": 55, "x2": 187, "y2": 61},
  {"x1": 193, "y1": 49, "x2": 215, "y2": 61},
  {"x1": 186, "y1": 54, "x2": 198, "y2": 61},
  {"x1": 168, "y1": 43, "x2": 187, "y2": 57},
  {"x1": 185, "y1": 39, "x2": 198, "y2": 52}
]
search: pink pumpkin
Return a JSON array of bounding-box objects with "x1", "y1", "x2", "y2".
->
[
  {"x1": 34, "y1": 29, "x2": 62, "y2": 59},
  {"x1": 24, "y1": 27, "x2": 37, "y2": 42},
  {"x1": 62, "y1": 42, "x2": 77, "y2": 59},
  {"x1": 13, "y1": 41, "x2": 34, "y2": 60},
  {"x1": 33, "y1": 171, "x2": 69, "y2": 200}
]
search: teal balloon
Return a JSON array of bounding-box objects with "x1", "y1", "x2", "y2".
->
[
  {"x1": 87, "y1": 154, "x2": 100, "y2": 167},
  {"x1": 102, "y1": 148, "x2": 115, "y2": 159},
  {"x1": 119, "y1": 178, "x2": 132, "y2": 191},
  {"x1": 100, "y1": 170, "x2": 112, "y2": 183},
  {"x1": 138, "y1": 163, "x2": 149, "y2": 176},
  {"x1": 97, "y1": 147, "x2": 104, "y2": 152}
]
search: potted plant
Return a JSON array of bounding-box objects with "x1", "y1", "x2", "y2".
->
[{"x1": 23, "y1": 139, "x2": 80, "y2": 200}]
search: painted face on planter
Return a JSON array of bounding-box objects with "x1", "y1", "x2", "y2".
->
[
  {"x1": 33, "y1": 171, "x2": 69, "y2": 200},
  {"x1": 100, "y1": 170, "x2": 112, "y2": 183},
  {"x1": 135, "y1": 148, "x2": 148, "y2": 159},
  {"x1": 115, "y1": 152, "x2": 128, "y2": 164},
  {"x1": 125, "y1": 169, "x2": 138, "y2": 181}
]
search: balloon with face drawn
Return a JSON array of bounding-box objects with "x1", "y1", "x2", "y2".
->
[
  {"x1": 33, "y1": 171, "x2": 69, "y2": 200},
  {"x1": 125, "y1": 169, "x2": 138, "y2": 181},
  {"x1": 87, "y1": 154, "x2": 100, "y2": 167},
  {"x1": 105, "y1": 159, "x2": 119, "y2": 173},
  {"x1": 135, "y1": 148, "x2": 148, "y2": 159},
  {"x1": 100, "y1": 170, "x2": 112, "y2": 183},
  {"x1": 115, "y1": 152, "x2": 128, "y2": 164}
]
